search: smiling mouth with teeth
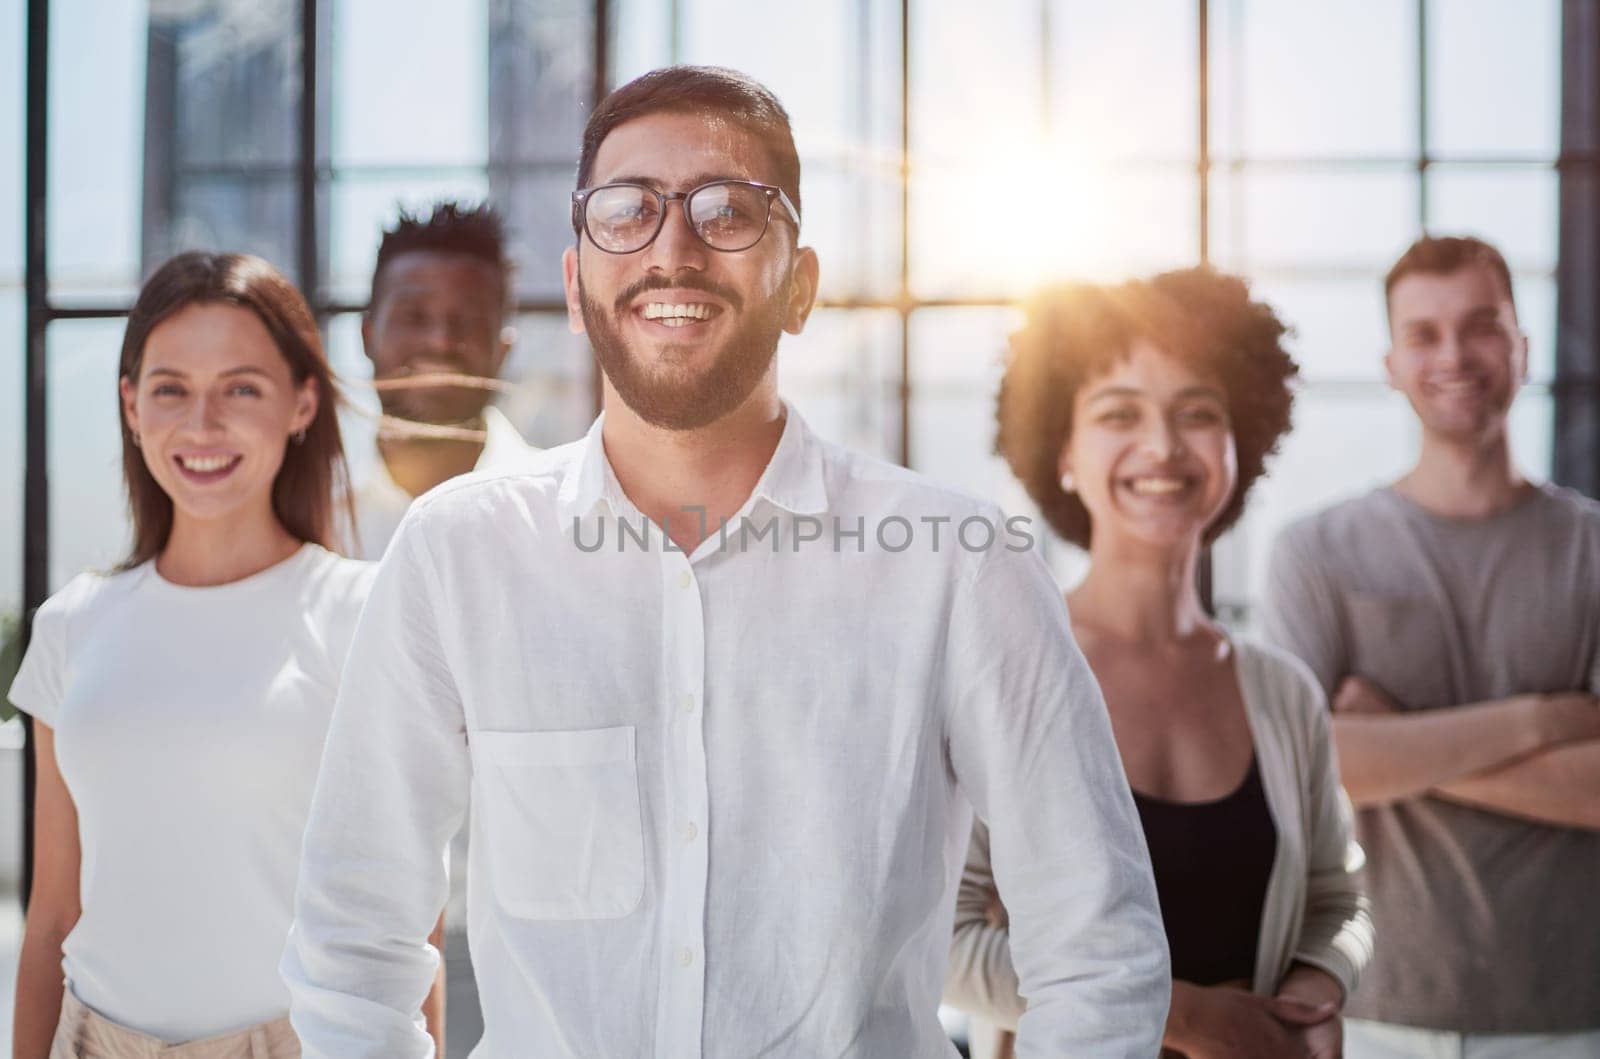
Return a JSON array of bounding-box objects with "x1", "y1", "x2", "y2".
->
[
  {"x1": 640, "y1": 301, "x2": 721, "y2": 328},
  {"x1": 1125, "y1": 477, "x2": 1191, "y2": 496},
  {"x1": 176, "y1": 454, "x2": 242, "y2": 474}
]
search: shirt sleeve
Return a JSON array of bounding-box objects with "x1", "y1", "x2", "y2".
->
[
  {"x1": 7, "y1": 578, "x2": 84, "y2": 727},
  {"x1": 281, "y1": 520, "x2": 470, "y2": 1058},
  {"x1": 943, "y1": 544, "x2": 1169, "y2": 1058},
  {"x1": 1262, "y1": 524, "x2": 1346, "y2": 701},
  {"x1": 1287, "y1": 668, "x2": 1375, "y2": 998}
]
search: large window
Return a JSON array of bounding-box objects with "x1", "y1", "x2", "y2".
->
[
  {"x1": 33, "y1": 0, "x2": 601, "y2": 589},
  {"x1": 16, "y1": 0, "x2": 1574, "y2": 614},
  {"x1": 1204, "y1": 0, "x2": 1562, "y2": 623},
  {"x1": 609, "y1": 0, "x2": 1567, "y2": 624}
]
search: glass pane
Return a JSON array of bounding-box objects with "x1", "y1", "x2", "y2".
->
[
  {"x1": 913, "y1": 0, "x2": 1041, "y2": 167},
  {"x1": 807, "y1": 164, "x2": 900, "y2": 303},
  {"x1": 150, "y1": 2, "x2": 303, "y2": 292},
  {"x1": 159, "y1": 177, "x2": 299, "y2": 281},
  {"x1": 162, "y1": 4, "x2": 298, "y2": 170},
  {"x1": 906, "y1": 305, "x2": 1084, "y2": 579},
  {"x1": 485, "y1": 1, "x2": 590, "y2": 304},
  {"x1": 1426, "y1": 0, "x2": 1560, "y2": 158},
  {"x1": 1212, "y1": 0, "x2": 1417, "y2": 159},
  {"x1": 0, "y1": 290, "x2": 21, "y2": 618},
  {"x1": 1214, "y1": 168, "x2": 1417, "y2": 272},
  {"x1": 47, "y1": 0, "x2": 147, "y2": 302},
  {"x1": 2, "y1": 0, "x2": 20, "y2": 671},
  {"x1": 778, "y1": 308, "x2": 900, "y2": 460},
  {"x1": 1, "y1": 0, "x2": 22, "y2": 284},
  {"x1": 50, "y1": 0, "x2": 308, "y2": 304},
  {"x1": 1050, "y1": 0, "x2": 1197, "y2": 161},
  {"x1": 487, "y1": 0, "x2": 590, "y2": 176},
  {"x1": 907, "y1": 307, "x2": 1017, "y2": 497},
  {"x1": 616, "y1": 0, "x2": 900, "y2": 159},
  {"x1": 502, "y1": 312, "x2": 597, "y2": 448},
  {"x1": 1250, "y1": 277, "x2": 1390, "y2": 383},
  {"x1": 492, "y1": 170, "x2": 582, "y2": 304},
  {"x1": 679, "y1": 0, "x2": 859, "y2": 151},
  {"x1": 1211, "y1": 384, "x2": 1418, "y2": 628},
  {"x1": 1515, "y1": 275, "x2": 1555, "y2": 384},
  {"x1": 332, "y1": 0, "x2": 487, "y2": 168},
  {"x1": 913, "y1": 164, "x2": 1197, "y2": 299},
  {"x1": 325, "y1": 174, "x2": 492, "y2": 305},
  {"x1": 611, "y1": 0, "x2": 673, "y2": 82},
  {"x1": 1427, "y1": 165, "x2": 1558, "y2": 272},
  {"x1": 325, "y1": 312, "x2": 382, "y2": 497},
  {"x1": 47, "y1": 320, "x2": 131, "y2": 589},
  {"x1": 1509, "y1": 388, "x2": 1553, "y2": 481}
]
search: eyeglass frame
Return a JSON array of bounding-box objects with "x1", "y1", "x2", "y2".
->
[{"x1": 570, "y1": 178, "x2": 802, "y2": 255}]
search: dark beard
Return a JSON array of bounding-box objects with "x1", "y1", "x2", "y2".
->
[{"x1": 579, "y1": 268, "x2": 788, "y2": 431}]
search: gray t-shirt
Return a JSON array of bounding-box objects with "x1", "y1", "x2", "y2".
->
[{"x1": 1264, "y1": 482, "x2": 1600, "y2": 1033}]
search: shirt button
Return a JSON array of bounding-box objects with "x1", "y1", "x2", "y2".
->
[
  {"x1": 681, "y1": 693, "x2": 696, "y2": 713},
  {"x1": 683, "y1": 821, "x2": 699, "y2": 842},
  {"x1": 679, "y1": 947, "x2": 695, "y2": 968},
  {"x1": 678, "y1": 570, "x2": 692, "y2": 589}
]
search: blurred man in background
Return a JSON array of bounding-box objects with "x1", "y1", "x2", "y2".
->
[
  {"x1": 1267, "y1": 234, "x2": 1600, "y2": 1058},
  {"x1": 353, "y1": 201, "x2": 540, "y2": 559}
]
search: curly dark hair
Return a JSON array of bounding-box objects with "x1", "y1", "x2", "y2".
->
[
  {"x1": 371, "y1": 199, "x2": 513, "y2": 310},
  {"x1": 996, "y1": 267, "x2": 1300, "y2": 548}
]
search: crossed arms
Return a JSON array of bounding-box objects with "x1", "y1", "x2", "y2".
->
[
  {"x1": 1327, "y1": 676, "x2": 1600, "y2": 830},
  {"x1": 1265, "y1": 531, "x2": 1600, "y2": 833}
]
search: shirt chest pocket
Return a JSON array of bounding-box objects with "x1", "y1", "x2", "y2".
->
[{"x1": 470, "y1": 726, "x2": 645, "y2": 920}]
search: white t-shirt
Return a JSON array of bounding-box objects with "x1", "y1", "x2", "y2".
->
[{"x1": 8, "y1": 543, "x2": 374, "y2": 1041}]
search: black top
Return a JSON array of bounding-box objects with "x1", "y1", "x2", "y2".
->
[{"x1": 1131, "y1": 756, "x2": 1277, "y2": 987}]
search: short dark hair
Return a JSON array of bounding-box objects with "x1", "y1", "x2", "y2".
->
[
  {"x1": 371, "y1": 200, "x2": 513, "y2": 309},
  {"x1": 119, "y1": 251, "x2": 354, "y2": 566},
  {"x1": 997, "y1": 268, "x2": 1300, "y2": 548},
  {"x1": 574, "y1": 66, "x2": 803, "y2": 234},
  {"x1": 1384, "y1": 234, "x2": 1516, "y2": 326}
]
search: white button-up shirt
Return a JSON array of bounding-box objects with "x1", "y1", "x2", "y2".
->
[{"x1": 283, "y1": 405, "x2": 1168, "y2": 1058}]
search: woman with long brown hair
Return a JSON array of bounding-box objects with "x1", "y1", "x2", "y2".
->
[{"x1": 8, "y1": 252, "x2": 381, "y2": 1057}]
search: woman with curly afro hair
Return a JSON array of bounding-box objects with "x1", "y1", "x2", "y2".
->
[{"x1": 946, "y1": 268, "x2": 1373, "y2": 1059}]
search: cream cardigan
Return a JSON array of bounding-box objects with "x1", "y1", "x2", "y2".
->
[{"x1": 946, "y1": 636, "x2": 1374, "y2": 1035}]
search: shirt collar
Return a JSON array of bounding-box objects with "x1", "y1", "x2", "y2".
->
[
  {"x1": 555, "y1": 400, "x2": 829, "y2": 527},
  {"x1": 749, "y1": 401, "x2": 828, "y2": 516},
  {"x1": 478, "y1": 405, "x2": 534, "y2": 471},
  {"x1": 556, "y1": 413, "x2": 611, "y2": 525}
]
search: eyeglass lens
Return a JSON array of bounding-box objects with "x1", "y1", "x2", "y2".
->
[{"x1": 584, "y1": 182, "x2": 771, "y2": 253}]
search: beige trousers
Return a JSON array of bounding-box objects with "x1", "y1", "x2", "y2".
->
[{"x1": 49, "y1": 992, "x2": 300, "y2": 1059}]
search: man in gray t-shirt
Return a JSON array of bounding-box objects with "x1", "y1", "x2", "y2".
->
[{"x1": 1265, "y1": 235, "x2": 1600, "y2": 1057}]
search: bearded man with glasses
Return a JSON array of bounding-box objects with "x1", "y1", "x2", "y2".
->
[{"x1": 283, "y1": 65, "x2": 1168, "y2": 1059}]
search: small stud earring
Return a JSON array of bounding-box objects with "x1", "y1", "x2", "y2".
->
[
  {"x1": 293, "y1": 428, "x2": 307, "y2": 445},
  {"x1": 131, "y1": 432, "x2": 142, "y2": 449},
  {"x1": 1059, "y1": 471, "x2": 1075, "y2": 493}
]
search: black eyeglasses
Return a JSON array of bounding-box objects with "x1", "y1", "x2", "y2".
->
[{"x1": 571, "y1": 179, "x2": 801, "y2": 255}]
